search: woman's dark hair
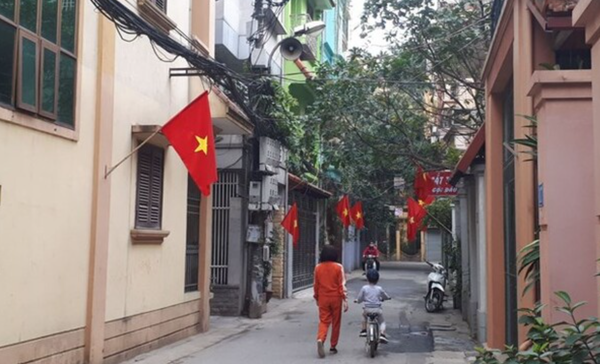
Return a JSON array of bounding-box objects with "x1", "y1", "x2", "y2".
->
[{"x1": 319, "y1": 245, "x2": 339, "y2": 263}]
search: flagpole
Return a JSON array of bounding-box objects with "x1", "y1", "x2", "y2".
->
[
  {"x1": 423, "y1": 209, "x2": 453, "y2": 236},
  {"x1": 104, "y1": 127, "x2": 163, "y2": 179}
]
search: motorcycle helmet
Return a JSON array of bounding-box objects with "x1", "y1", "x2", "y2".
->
[{"x1": 366, "y1": 269, "x2": 379, "y2": 284}]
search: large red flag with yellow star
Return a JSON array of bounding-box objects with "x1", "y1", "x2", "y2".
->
[
  {"x1": 414, "y1": 166, "x2": 434, "y2": 203},
  {"x1": 336, "y1": 195, "x2": 351, "y2": 228},
  {"x1": 407, "y1": 198, "x2": 425, "y2": 241},
  {"x1": 162, "y1": 92, "x2": 217, "y2": 196},
  {"x1": 281, "y1": 203, "x2": 300, "y2": 247},
  {"x1": 351, "y1": 201, "x2": 364, "y2": 230}
]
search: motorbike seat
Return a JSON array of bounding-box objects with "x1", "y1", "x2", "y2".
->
[{"x1": 366, "y1": 313, "x2": 380, "y2": 320}]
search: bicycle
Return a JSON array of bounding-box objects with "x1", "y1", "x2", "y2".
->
[{"x1": 364, "y1": 311, "x2": 381, "y2": 358}]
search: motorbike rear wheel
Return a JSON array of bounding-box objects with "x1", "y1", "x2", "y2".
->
[{"x1": 425, "y1": 289, "x2": 443, "y2": 312}]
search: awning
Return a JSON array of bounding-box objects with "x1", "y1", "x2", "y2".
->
[
  {"x1": 289, "y1": 173, "x2": 332, "y2": 199},
  {"x1": 449, "y1": 124, "x2": 485, "y2": 186},
  {"x1": 210, "y1": 87, "x2": 254, "y2": 136}
]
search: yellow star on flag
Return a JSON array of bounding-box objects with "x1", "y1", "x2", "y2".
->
[
  {"x1": 409, "y1": 217, "x2": 415, "y2": 224},
  {"x1": 194, "y1": 135, "x2": 208, "y2": 154},
  {"x1": 294, "y1": 220, "x2": 298, "y2": 228},
  {"x1": 343, "y1": 208, "x2": 349, "y2": 217},
  {"x1": 356, "y1": 212, "x2": 362, "y2": 220}
]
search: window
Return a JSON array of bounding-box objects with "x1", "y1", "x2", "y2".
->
[
  {"x1": 0, "y1": 0, "x2": 78, "y2": 128},
  {"x1": 149, "y1": 0, "x2": 166, "y2": 13},
  {"x1": 135, "y1": 144, "x2": 164, "y2": 230},
  {"x1": 137, "y1": 0, "x2": 174, "y2": 34}
]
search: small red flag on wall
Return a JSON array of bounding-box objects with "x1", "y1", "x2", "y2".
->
[
  {"x1": 281, "y1": 203, "x2": 300, "y2": 247},
  {"x1": 351, "y1": 201, "x2": 365, "y2": 230},
  {"x1": 336, "y1": 195, "x2": 351, "y2": 227}
]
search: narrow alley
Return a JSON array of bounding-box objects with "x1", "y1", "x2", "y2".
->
[{"x1": 122, "y1": 262, "x2": 476, "y2": 364}]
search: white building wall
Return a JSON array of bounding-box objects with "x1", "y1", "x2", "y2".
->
[{"x1": 216, "y1": 0, "x2": 285, "y2": 76}]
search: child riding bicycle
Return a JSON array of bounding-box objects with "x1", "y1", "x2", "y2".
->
[{"x1": 355, "y1": 269, "x2": 391, "y2": 343}]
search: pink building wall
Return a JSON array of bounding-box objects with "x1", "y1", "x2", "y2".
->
[{"x1": 529, "y1": 71, "x2": 597, "y2": 321}]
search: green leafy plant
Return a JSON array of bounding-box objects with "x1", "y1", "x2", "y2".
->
[
  {"x1": 512, "y1": 115, "x2": 538, "y2": 162},
  {"x1": 443, "y1": 237, "x2": 462, "y2": 299},
  {"x1": 475, "y1": 292, "x2": 600, "y2": 363},
  {"x1": 518, "y1": 239, "x2": 540, "y2": 297}
]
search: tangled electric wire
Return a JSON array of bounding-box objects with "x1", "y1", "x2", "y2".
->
[{"x1": 90, "y1": 0, "x2": 275, "y2": 125}]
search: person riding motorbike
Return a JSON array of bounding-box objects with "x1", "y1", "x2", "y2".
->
[{"x1": 362, "y1": 242, "x2": 380, "y2": 271}]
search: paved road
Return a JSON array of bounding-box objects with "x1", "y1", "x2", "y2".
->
[{"x1": 124, "y1": 262, "x2": 476, "y2": 364}]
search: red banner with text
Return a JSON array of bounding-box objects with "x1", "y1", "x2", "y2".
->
[{"x1": 429, "y1": 170, "x2": 458, "y2": 196}]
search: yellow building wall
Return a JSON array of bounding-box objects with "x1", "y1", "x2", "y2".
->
[
  {"x1": 0, "y1": 0, "x2": 100, "y2": 346},
  {"x1": 104, "y1": 0, "x2": 203, "y2": 322}
]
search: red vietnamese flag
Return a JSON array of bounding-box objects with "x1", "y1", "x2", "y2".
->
[
  {"x1": 418, "y1": 195, "x2": 435, "y2": 210},
  {"x1": 351, "y1": 201, "x2": 365, "y2": 230},
  {"x1": 336, "y1": 195, "x2": 351, "y2": 227},
  {"x1": 416, "y1": 196, "x2": 431, "y2": 232},
  {"x1": 414, "y1": 166, "x2": 434, "y2": 203},
  {"x1": 162, "y1": 92, "x2": 217, "y2": 196},
  {"x1": 407, "y1": 198, "x2": 426, "y2": 241},
  {"x1": 281, "y1": 203, "x2": 300, "y2": 247}
]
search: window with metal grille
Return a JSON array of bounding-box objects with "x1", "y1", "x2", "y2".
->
[
  {"x1": 135, "y1": 144, "x2": 164, "y2": 229},
  {"x1": 185, "y1": 175, "x2": 200, "y2": 292}
]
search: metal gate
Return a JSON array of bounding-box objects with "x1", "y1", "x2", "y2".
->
[
  {"x1": 211, "y1": 171, "x2": 240, "y2": 285},
  {"x1": 292, "y1": 194, "x2": 318, "y2": 291},
  {"x1": 185, "y1": 176, "x2": 200, "y2": 292}
]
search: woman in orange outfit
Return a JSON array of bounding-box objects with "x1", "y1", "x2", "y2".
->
[{"x1": 313, "y1": 245, "x2": 348, "y2": 358}]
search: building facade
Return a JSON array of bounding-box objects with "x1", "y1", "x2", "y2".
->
[
  {"x1": 476, "y1": 0, "x2": 600, "y2": 349},
  {"x1": 450, "y1": 126, "x2": 487, "y2": 343},
  {"x1": 0, "y1": 0, "x2": 252, "y2": 362}
]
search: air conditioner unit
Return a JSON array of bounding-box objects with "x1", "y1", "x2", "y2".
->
[{"x1": 259, "y1": 137, "x2": 281, "y2": 175}]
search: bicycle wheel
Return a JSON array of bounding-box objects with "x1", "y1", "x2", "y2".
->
[{"x1": 370, "y1": 341, "x2": 377, "y2": 358}]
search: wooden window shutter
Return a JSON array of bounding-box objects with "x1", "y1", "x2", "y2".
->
[
  {"x1": 151, "y1": 0, "x2": 167, "y2": 12},
  {"x1": 136, "y1": 145, "x2": 164, "y2": 229}
]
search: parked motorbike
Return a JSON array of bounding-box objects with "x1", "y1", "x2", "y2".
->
[{"x1": 424, "y1": 261, "x2": 448, "y2": 312}]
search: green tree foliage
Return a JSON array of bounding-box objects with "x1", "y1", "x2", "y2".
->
[
  {"x1": 264, "y1": 0, "x2": 491, "y2": 235},
  {"x1": 362, "y1": 0, "x2": 490, "y2": 133}
]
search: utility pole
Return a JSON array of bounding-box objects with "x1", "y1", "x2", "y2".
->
[{"x1": 251, "y1": 0, "x2": 265, "y2": 48}]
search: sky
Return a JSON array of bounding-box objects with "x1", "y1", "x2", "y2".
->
[{"x1": 347, "y1": 0, "x2": 392, "y2": 54}]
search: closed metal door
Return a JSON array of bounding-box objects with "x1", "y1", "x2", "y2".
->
[
  {"x1": 292, "y1": 195, "x2": 317, "y2": 291},
  {"x1": 211, "y1": 171, "x2": 240, "y2": 285}
]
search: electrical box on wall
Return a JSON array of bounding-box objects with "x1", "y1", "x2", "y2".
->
[
  {"x1": 262, "y1": 244, "x2": 270, "y2": 261},
  {"x1": 279, "y1": 146, "x2": 288, "y2": 169},
  {"x1": 259, "y1": 137, "x2": 281, "y2": 175},
  {"x1": 249, "y1": 181, "x2": 261, "y2": 210},
  {"x1": 265, "y1": 222, "x2": 274, "y2": 243},
  {"x1": 262, "y1": 175, "x2": 280, "y2": 207},
  {"x1": 247, "y1": 225, "x2": 262, "y2": 243}
]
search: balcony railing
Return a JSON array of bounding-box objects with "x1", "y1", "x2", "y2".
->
[{"x1": 491, "y1": 0, "x2": 505, "y2": 37}]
